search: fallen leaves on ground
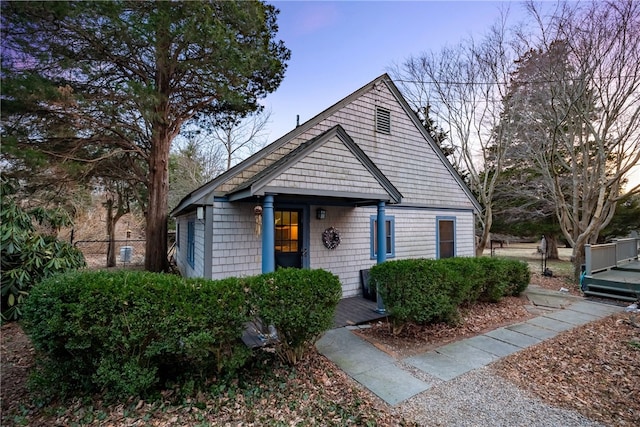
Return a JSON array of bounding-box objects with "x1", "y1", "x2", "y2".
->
[
  {"x1": 3, "y1": 290, "x2": 637, "y2": 427},
  {"x1": 356, "y1": 296, "x2": 533, "y2": 358},
  {"x1": 529, "y1": 271, "x2": 583, "y2": 296},
  {"x1": 1, "y1": 322, "x2": 414, "y2": 426},
  {"x1": 493, "y1": 312, "x2": 640, "y2": 427}
]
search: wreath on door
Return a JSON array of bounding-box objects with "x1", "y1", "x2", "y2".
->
[{"x1": 322, "y1": 227, "x2": 341, "y2": 250}]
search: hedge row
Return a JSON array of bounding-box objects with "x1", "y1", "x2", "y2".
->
[
  {"x1": 23, "y1": 268, "x2": 341, "y2": 401},
  {"x1": 370, "y1": 257, "x2": 530, "y2": 334}
]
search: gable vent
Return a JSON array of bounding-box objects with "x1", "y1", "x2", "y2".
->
[{"x1": 375, "y1": 107, "x2": 391, "y2": 134}]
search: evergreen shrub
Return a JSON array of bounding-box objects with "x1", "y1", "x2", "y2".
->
[
  {"x1": 370, "y1": 259, "x2": 459, "y2": 334},
  {"x1": 249, "y1": 268, "x2": 341, "y2": 365},
  {"x1": 473, "y1": 257, "x2": 510, "y2": 302},
  {"x1": 371, "y1": 257, "x2": 530, "y2": 334},
  {"x1": 1, "y1": 178, "x2": 86, "y2": 321},
  {"x1": 473, "y1": 258, "x2": 529, "y2": 301},
  {"x1": 22, "y1": 270, "x2": 251, "y2": 400},
  {"x1": 503, "y1": 259, "x2": 531, "y2": 296},
  {"x1": 438, "y1": 257, "x2": 484, "y2": 305}
]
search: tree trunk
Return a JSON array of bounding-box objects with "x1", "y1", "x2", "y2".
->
[
  {"x1": 105, "y1": 193, "x2": 129, "y2": 268},
  {"x1": 145, "y1": 138, "x2": 170, "y2": 272},
  {"x1": 106, "y1": 199, "x2": 116, "y2": 267},
  {"x1": 145, "y1": 12, "x2": 171, "y2": 273},
  {"x1": 546, "y1": 234, "x2": 559, "y2": 260},
  {"x1": 476, "y1": 206, "x2": 492, "y2": 257},
  {"x1": 476, "y1": 228, "x2": 488, "y2": 257},
  {"x1": 571, "y1": 242, "x2": 586, "y2": 285}
]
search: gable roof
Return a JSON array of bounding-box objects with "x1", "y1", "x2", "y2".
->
[
  {"x1": 226, "y1": 124, "x2": 402, "y2": 203},
  {"x1": 171, "y1": 74, "x2": 481, "y2": 216}
]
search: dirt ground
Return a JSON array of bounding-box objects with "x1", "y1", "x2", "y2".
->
[
  {"x1": 0, "y1": 323, "x2": 403, "y2": 427},
  {"x1": 495, "y1": 312, "x2": 640, "y2": 427},
  {"x1": 356, "y1": 295, "x2": 534, "y2": 359}
]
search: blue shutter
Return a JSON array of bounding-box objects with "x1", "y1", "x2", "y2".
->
[{"x1": 187, "y1": 221, "x2": 195, "y2": 267}]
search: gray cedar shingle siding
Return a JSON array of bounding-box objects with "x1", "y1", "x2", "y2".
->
[
  {"x1": 228, "y1": 125, "x2": 402, "y2": 203},
  {"x1": 212, "y1": 80, "x2": 473, "y2": 209},
  {"x1": 171, "y1": 74, "x2": 480, "y2": 296}
]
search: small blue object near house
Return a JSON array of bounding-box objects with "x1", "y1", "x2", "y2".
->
[
  {"x1": 120, "y1": 246, "x2": 133, "y2": 263},
  {"x1": 171, "y1": 74, "x2": 481, "y2": 299}
]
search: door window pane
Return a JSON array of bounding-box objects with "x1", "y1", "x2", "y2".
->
[{"x1": 275, "y1": 210, "x2": 300, "y2": 253}]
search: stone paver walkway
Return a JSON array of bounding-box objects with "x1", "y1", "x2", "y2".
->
[{"x1": 316, "y1": 292, "x2": 624, "y2": 406}]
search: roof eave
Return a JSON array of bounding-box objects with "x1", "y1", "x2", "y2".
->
[{"x1": 171, "y1": 75, "x2": 392, "y2": 216}]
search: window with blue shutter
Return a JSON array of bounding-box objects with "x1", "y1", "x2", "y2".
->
[
  {"x1": 370, "y1": 215, "x2": 395, "y2": 259},
  {"x1": 187, "y1": 221, "x2": 195, "y2": 267}
]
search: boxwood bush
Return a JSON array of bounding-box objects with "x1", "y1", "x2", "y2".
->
[
  {"x1": 503, "y1": 259, "x2": 531, "y2": 296},
  {"x1": 371, "y1": 257, "x2": 530, "y2": 334},
  {"x1": 23, "y1": 267, "x2": 344, "y2": 401},
  {"x1": 22, "y1": 270, "x2": 251, "y2": 400},
  {"x1": 473, "y1": 257, "x2": 510, "y2": 302},
  {"x1": 369, "y1": 259, "x2": 459, "y2": 334},
  {"x1": 438, "y1": 257, "x2": 484, "y2": 305},
  {"x1": 249, "y1": 268, "x2": 342, "y2": 365},
  {"x1": 471, "y1": 257, "x2": 530, "y2": 301}
]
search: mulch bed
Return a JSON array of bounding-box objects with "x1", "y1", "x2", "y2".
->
[
  {"x1": 0, "y1": 322, "x2": 412, "y2": 426},
  {"x1": 356, "y1": 296, "x2": 533, "y2": 358}
]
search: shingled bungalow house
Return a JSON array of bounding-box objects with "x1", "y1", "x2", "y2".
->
[{"x1": 171, "y1": 74, "x2": 481, "y2": 298}]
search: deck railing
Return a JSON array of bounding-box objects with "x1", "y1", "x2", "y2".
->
[{"x1": 585, "y1": 238, "x2": 640, "y2": 275}]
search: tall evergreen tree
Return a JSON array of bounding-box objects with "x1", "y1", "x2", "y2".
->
[{"x1": 1, "y1": 1, "x2": 290, "y2": 271}]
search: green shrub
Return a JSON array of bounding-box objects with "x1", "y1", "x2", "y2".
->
[
  {"x1": 502, "y1": 259, "x2": 531, "y2": 296},
  {"x1": 22, "y1": 270, "x2": 251, "y2": 401},
  {"x1": 371, "y1": 257, "x2": 531, "y2": 334},
  {"x1": 1, "y1": 178, "x2": 86, "y2": 321},
  {"x1": 473, "y1": 257, "x2": 510, "y2": 302},
  {"x1": 249, "y1": 268, "x2": 341, "y2": 365},
  {"x1": 371, "y1": 259, "x2": 459, "y2": 334},
  {"x1": 438, "y1": 257, "x2": 484, "y2": 305}
]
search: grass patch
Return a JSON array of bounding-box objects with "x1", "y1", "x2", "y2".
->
[{"x1": 488, "y1": 243, "x2": 575, "y2": 278}]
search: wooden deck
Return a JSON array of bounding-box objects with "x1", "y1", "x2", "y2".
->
[
  {"x1": 583, "y1": 259, "x2": 640, "y2": 302},
  {"x1": 332, "y1": 296, "x2": 388, "y2": 328},
  {"x1": 242, "y1": 296, "x2": 388, "y2": 348}
]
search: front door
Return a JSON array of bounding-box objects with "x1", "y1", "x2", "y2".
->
[{"x1": 274, "y1": 209, "x2": 303, "y2": 268}]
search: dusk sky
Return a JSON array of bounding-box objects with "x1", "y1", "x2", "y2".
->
[
  {"x1": 260, "y1": 0, "x2": 639, "y2": 189},
  {"x1": 262, "y1": 0, "x2": 527, "y2": 140}
]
